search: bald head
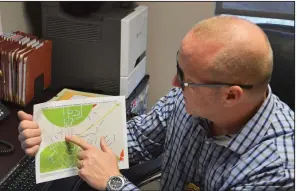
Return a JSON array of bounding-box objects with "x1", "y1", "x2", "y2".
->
[{"x1": 181, "y1": 15, "x2": 273, "y2": 90}]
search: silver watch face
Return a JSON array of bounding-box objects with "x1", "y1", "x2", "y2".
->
[{"x1": 109, "y1": 176, "x2": 124, "y2": 189}]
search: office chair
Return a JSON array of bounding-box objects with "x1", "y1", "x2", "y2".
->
[
  {"x1": 120, "y1": 23, "x2": 296, "y2": 189},
  {"x1": 258, "y1": 23, "x2": 295, "y2": 111}
]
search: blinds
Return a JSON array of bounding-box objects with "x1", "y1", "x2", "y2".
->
[{"x1": 215, "y1": 2, "x2": 295, "y2": 20}]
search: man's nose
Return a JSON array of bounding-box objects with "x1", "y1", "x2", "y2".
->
[{"x1": 172, "y1": 74, "x2": 181, "y2": 88}]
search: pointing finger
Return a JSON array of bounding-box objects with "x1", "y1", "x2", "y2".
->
[{"x1": 65, "y1": 136, "x2": 92, "y2": 150}]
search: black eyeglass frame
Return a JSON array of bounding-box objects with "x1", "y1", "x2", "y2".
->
[{"x1": 176, "y1": 51, "x2": 253, "y2": 90}]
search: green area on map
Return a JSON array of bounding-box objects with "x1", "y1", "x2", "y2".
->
[
  {"x1": 40, "y1": 141, "x2": 80, "y2": 173},
  {"x1": 42, "y1": 104, "x2": 94, "y2": 128}
]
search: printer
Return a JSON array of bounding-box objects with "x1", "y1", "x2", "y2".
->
[{"x1": 41, "y1": 2, "x2": 148, "y2": 98}]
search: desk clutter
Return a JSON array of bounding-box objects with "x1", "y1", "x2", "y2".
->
[{"x1": 0, "y1": 32, "x2": 52, "y2": 107}]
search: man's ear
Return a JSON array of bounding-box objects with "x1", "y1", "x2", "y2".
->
[{"x1": 223, "y1": 86, "x2": 243, "y2": 107}]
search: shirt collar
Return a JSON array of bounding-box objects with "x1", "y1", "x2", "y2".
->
[{"x1": 224, "y1": 85, "x2": 275, "y2": 154}]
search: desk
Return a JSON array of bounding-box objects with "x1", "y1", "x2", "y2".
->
[
  {"x1": 0, "y1": 89, "x2": 63, "y2": 190},
  {"x1": 0, "y1": 89, "x2": 56, "y2": 180}
]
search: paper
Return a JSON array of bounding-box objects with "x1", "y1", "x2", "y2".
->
[
  {"x1": 49, "y1": 88, "x2": 106, "y2": 101},
  {"x1": 33, "y1": 96, "x2": 129, "y2": 183}
]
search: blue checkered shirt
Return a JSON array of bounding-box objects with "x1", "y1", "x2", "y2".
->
[{"x1": 120, "y1": 86, "x2": 294, "y2": 191}]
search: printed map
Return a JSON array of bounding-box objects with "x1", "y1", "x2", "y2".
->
[{"x1": 33, "y1": 97, "x2": 128, "y2": 183}]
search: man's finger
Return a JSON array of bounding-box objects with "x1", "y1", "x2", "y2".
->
[
  {"x1": 18, "y1": 120, "x2": 39, "y2": 132},
  {"x1": 21, "y1": 136, "x2": 42, "y2": 149},
  {"x1": 25, "y1": 145, "x2": 40, "y2": 156},
  {"x1": 19, "y1": 129, "x2": 41, "y2": 141},
  {"x1": 18, "y1": 111, "x2": 33, "y2": 121},
  {"x1": 78, "y1": 169, "x2": 87, "y2": 179},
  {"x1": 76, "y1": 160, "x2": 83, "y2": 169},
  {"x1": 100, "y1": 137, "x2": 112, "y2": 153},
  {"x1": 77, "y1": 151, "x2": 86, "y2": 160},
  {"x1": 65, "y1": 136, "x2": 92, "y2": 150}
]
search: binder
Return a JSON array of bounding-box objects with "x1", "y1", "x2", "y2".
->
[{"x1": 0, "y1": 32, "x2": 52, "y2": 107}]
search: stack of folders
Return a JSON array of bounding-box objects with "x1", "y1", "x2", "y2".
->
[{"x1": 0, "y1": 31, "x2": 52, "y2": 107}]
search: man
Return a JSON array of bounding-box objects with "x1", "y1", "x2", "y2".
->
[{"x1": 17, "y1": 15, "x2": 294, "y2": 190}]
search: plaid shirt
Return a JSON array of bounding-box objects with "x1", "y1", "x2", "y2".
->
[{"x1": 120, "y1": 86, "x2": 294, "y2": 191}]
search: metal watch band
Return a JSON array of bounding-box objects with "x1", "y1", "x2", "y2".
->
[{"x1": 106, "y1": 175, "x2": 129, "y2": 191}]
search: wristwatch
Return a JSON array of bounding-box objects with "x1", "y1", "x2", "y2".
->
[{"x1": 106, "y1": 175, "x2": 129, "y2": 191}]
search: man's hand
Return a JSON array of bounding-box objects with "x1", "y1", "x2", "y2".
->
[
  {"x1": 65, "y1": 136, "x2": 121, "y2": 190},
  {"x1": 17, "y1": 111, "x2": 42, "y2": 156}
]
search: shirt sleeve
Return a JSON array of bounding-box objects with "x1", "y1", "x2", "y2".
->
[
  {"x1": 127, "y1": 87, "x2": 180, "y2": 164},
  {"x1": 119, "y1": 182, "x2": 140, "y2": 191}
]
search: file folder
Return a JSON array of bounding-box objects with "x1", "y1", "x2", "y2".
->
[{"x1": 0, "y1": 32, "x2": 52, "y2": 106}]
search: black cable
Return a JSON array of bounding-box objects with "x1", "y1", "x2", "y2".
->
[{"x1": 0, "y1": 140, "x2": 15, "y2": 155}]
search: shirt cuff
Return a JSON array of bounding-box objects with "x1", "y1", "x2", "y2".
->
[{"x1": 119, "y1": 182, "x2": 140, "y2": 191}]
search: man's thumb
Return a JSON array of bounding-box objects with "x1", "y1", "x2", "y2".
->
[
  {"x1": 18, "y1": 111, "x2": 33, "y2": 121},
  {"x1": 100, "y1": 137, "x2": 112, "y2": 153}
]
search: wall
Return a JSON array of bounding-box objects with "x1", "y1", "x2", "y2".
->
[
  {"x1": 0, "y1": 2, "x2": 32, "y2": 33},
  {"x1": 137, "y1": 2, "x2": 215, "y2": 108}
]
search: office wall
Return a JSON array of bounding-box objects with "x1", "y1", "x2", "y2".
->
[
  {"x1": 137, "y1": 2, "x2": 216, "y2": 108},
  {"x1": 0, "y1": 2, "x2": 32, "y2": 33}
]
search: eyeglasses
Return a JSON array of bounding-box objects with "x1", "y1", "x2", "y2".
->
[{"x1": 176, "y1": 51, "x2": 253, "y2": 90}]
